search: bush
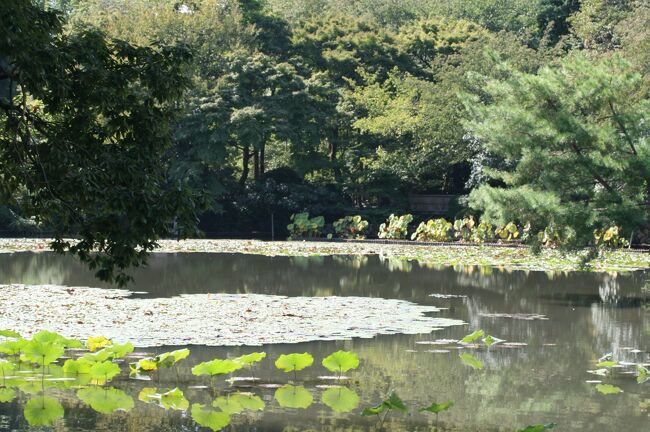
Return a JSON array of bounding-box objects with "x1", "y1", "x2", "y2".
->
[
  {"x1": 495, "y1": 222, "x2": 520, "y2": 241},
  {"x1": 378, "y1": 214, "x2": 413, "y2": 240},
  {"x1": 287, "y1": 212, "x2": 325, "y2": 238},
  {"x1": 333, "y1": 215, "x2": 369, "y2": 239},
  {"x1": 411, "y1": 218, "x2": 452, "y2": 242},
  {"x1": 471, "y1": 220, "x2": 495, "y2": 244},
  {"x1": 538, "y1": 222, "x2": 576, "y2": 248},
  {"x1": 453, "y1": 216, "x2": 476, "y2": 242},
  {"x1": 594, "y1": 226, "x2": 629, "y2": 249}
]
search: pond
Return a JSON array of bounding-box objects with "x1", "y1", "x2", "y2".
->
[{"x1": 0, "y1": 252, "x2": 649, "y2": 431}]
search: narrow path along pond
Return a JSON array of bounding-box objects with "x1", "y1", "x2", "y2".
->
[{"x1": 0, "y1": 252, "x2": 649, "y2": 431}]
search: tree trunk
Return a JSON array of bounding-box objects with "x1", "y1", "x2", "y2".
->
[
  {"x1": 260, "y1": 143, "x2": 265, "y2": 177},
  {"x1": 239, "y1": 145, "x2": 250, "y2": 185},
  {"x1": 253, "y1": 149, "x2": 260, "y2": 181}
]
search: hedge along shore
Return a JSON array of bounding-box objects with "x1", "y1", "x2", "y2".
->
[{"x1": 1, "y1": 238, "x2": 649, "y2": 273}]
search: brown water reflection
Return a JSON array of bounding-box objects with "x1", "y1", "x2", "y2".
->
[{"x1": 0, "y1": 252, "x2": 648, "y2": 431}]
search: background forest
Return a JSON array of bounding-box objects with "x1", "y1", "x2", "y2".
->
[{"x1": 2, "y1": 0, "x2": 649, "y2": 242}]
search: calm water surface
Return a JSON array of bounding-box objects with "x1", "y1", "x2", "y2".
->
[{"x1": 0, "y1": 252, "x2": 649, "y2": 431}]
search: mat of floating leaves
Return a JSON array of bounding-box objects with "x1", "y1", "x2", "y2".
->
[{"x1": 0, "y1": 284, "x2": 464, "y2": 347}]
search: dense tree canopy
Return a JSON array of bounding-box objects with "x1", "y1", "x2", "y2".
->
[{"x1": 1, "y1": 0, "x2": 649, "y2": 276}]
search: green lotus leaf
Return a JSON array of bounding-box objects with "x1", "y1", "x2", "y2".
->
[
  {"x1": 274, "y1": 385, "x2": 313, "y2": 409},
  {"x1": 596, "y1": 384, "x2": 623, "y2": 395},
  {"x1": 0, "y1": 387, "x2": 16, "y2": 403},
  {"x1": 420, "y1": 400, "x2": 454, "y2": 414},
  {"x1": 77, "y1": 387, "x2": 134, "y2": 414},
  {"x1": 89, "y1": 361, "x2": 121, "y2": 382},
  {"x1": 0, "y1": 330, "x2": 20, "y2": 339},
  {"x1": 0, "y1": 359, "x2": 15, "y2": 375},
  {"x1": 321, "y1": 387, "x2": 359, "y2": 413},
  {"x1": 322, "y1": 351, "x2": 359, "y2": 374},
  {"x1": 384, "y1": 391, "x2": 407, "y2": 411},
  {"x1": 63, "y1": 359, "x2": 93, "y2": 376},
  {"x1": 130, "y1": 357, "x2": 159, "y2": 372},
  {"x1": 460, "y1": 353, "x2": 484, "y2": 370},
  {"x1": 105, "y1": 342, "x2": 134, "y2": 359},
  {"x1": 23, "y1": 340, "x2": 64, "y2": 366},
  {"x1": 274, "y1": 353, "x2": 314, "y2": 373},
  {"x1": 191, "y1": 404, "x2": 231, "y2": 431},
  {"x1": 517, "y1": 423, "x2": 557, "y2": 432},
  {"x1": 157, "y1": 348, "x2": 191, "y2": 368},
  {"x1": 638, "y1": 365, "x2": 649, "y2": 384},
  {"x1": 86, "y1": 336, "x2": 112, "y2": 352},
  {"x1": 361, "y1": 403, "x2": 387, "y2": 416},
  {"x1": 82, "y1": 349, "x2": 113, "y2": 363},
  {"x1": 596, "y1": 360, "x2": 617, "y2": 368},
  {"x1": 0, "y1": 339, "x2": 27, "y2": 356},
  {"x1": 32, "y1": 330, "x2": 82, "y2": 348},
  {"x1": 24, "y1": 396, "x2": 64, "y2": 426},
  {"x1": 192, "y1": 359, "x2": 242, "y2": 377},
  {"x1": 235, "y1": 352, "x2": 266, "y2": 365},
  {"x1": 461, "y1": 329, "x2": 485, "y2": 344},
  {"x1": 213, "y1": 392, "x2": 265, "y2": 414},
  {"x1": 138, "y1": 387, "x2": 157, "y2": 402}
]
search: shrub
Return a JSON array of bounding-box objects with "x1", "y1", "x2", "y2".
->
[
  {"x1": 453, "y1": 216, "x2": 476, "y2": 241},
  {"x1": 333, "y1": 215, "x2": 369, "y2": 239},
  {"x1": 378, "y1": 214, "x2": 413, "y2": 240},
  {"x1": 495, "y1": 222, "x2": 520, "y2": 241},
  {"x1": 411, "y1": 219, "x2": 452, "y2": 242},
  {"x1": 287, "y1": 212, "x2": 325, "y2": 238},
  {"x1": 538, "y1": 222, "x2": 576, "y2": 248},
  {"x1": 471, "y1": 220, "x2": 495, "y2": 244},
  {"x1": 594, "y1": 226, "x2": 629, "y2": 249}
]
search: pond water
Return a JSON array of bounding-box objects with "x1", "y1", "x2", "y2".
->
[{"x1": 0, "y1": 252, "x2": 649, "y2": 431}]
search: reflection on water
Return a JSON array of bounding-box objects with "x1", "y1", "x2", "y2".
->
[{"x1": 0, "y1": 252, "x2": 649, "y2": 431}]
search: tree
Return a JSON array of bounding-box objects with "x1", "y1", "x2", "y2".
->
[
  {"x1": 0, "y1": 0, "x2": 199, "y2": 285},
  {"x1": 463, "y1": 53, "x2": 650, "y2": 242}
]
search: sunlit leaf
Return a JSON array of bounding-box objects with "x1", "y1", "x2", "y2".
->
[
  {"x1": 274, "y1": 353, "x2": 314, "y2": 373},
  {"x1": 460, "y1": 353, "x2": 484, "y2": 370},
  {"x1": 322, "y1": 351, "x2": 359, "y2": 374},
  {"x1": 420, "y1": 400, "x2": 454, "y2": 414},
  {"x1": 596, "y1": 360, "x2": 617, "y2": 368},
  {"x1": 0, "y1": 359, "x2": 15, "y2": 376},
  {"x1": 638, "y1": 366, "x2": 649, "y2": 384},
  {"x1": 63, "y1": 359, "x2": 92, "y2": 376},
  {"x1": 77, "y1": 387, "x2": 134, "y2": 414},
  {"x1": 361, "y1": 403, "x2": 386, "y2": 416},
  {"x1": 23, "y1": 340, "x2": 64, "y2": 366},
  {"x1": 235, "y1": 352, "x2": 266, "y2": 366},
  {"x1": 0, "y1": 330, "x2": 20, "y2": 339},
  {"x1": 0, "y1": 387, "x2": 16, "y2": 403},
  {"x1": 89, "y1": 361, "x2": 121, "y2": 382},
  {"x1": 87, "y1": 336, "x2": 112, "y2": 352},
  {"x1": 192, "y1": 359, "x2": 243, "y2": 376},
  {"x1": 596, "y1": 384, "x2": 623, "y2": 395},
  {"x1": 105, "y1": 342, "x2": 134, "y2": 359},
  {"x1": 0, "y1": 339, "x2": 27, "y2": 356},
  {"x1": 32, "y1": 331, "x2": 82, "y2": 348},
  {"x1": 274, "y1": 385, "x2": 313, "y2": 409},
  {"x1": 139, "y1": 387, "x2": 189, "y2": 410},
  {"x1": 213, "y1": 392, "x2": 265, "y2": 414},
  {"x1": 321, "y1": 387, "x2": 359, "y2": 413},
  {"x1": 461, "y1": 329, "x2": 485, "y2": 344},
  {"x1": 384, "y1": 391, "x2": 407, "y2": 411},
  {"x1": 24, "y1": 396, "x2": 64, "y2": 426},
  {"x1": 191, "y1": 404, "x2": 231, "y2": 431}
]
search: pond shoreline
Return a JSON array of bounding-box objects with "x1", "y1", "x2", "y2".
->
[{"x1": 0, "y1": 237, "x2": 649, "y2": 272}]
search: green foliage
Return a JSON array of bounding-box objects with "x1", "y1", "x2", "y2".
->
[
  {"x1": 130, "y1": 349, "x2": 190, "y2": 373},
  {"x1": 274, "y1": 353, "x2": 314, "y2": 373},
  {"x1": 321, "y1": 387, "x2": 359, "y2": 413},
  {"x1": 595, "y1": 384, "x2": 623, "y2": 395},
  {"x1": 235, "y1": 352, "x2": 267, "y2": 366},
  {"x1": 495, "y1": 222, "x2": 520, "y2": 241},
  {"x1": 191, "y1": 359, "x2": 243, "y2": 377},
  {"x1": 22, "y1": 340, "x2": 64, "y2": 366},
  {"x1": 538, "y1": 222, "x2": 577, "y2": 248},
  {"x1": 321, "y1": 351, "x2": 359, "y2": 374},
  {"x1": 274, "y1": 385, "x2": 313, "y2": 409},
  {"x1": 89, "y1": 361, "x2": 121, "y2": 382},
  {"x1": 459, "y1": 353, "x2": 484, "y2": 370},
  {"x1": 411, "y1": 219, "x2": 452, "y2": 242},
  {"x1": 213, "y1": 392, "x2": 265, "y2": 413},
  {"x1": 361, "y1": 391, "x2": 407, "y2": 416},
  {"x1": 637, "y1": 365, "x2": 649, "y2": 384},
  {"x1": 77, "y1": 387, "x2": 134, "y2": 414},
  {"x1": 594, "y1": 226, "x2": 629, "y2": 249},
  {"x1": 86, "y1": 336, "x2": 112, "y2": 352},
  {"x1": 287, "y1": 213, "x2": 325, "y2": 238},
  {"x1": 23, "y1": 396, "x2": 64, "y2": 427},
  {"x1": 333, "y1": 216, "x2": 369, "y2": 239},
  {"x1": 454, "y1": 216, "x2": 476, "y2": 241},
  {"x1": 517, "y1": 424, "x2": 556, "y2": 432},
  {"x1": 191, "y1": 404, "x2": 232, "y2": 431},
  {"x1": 378, "y1": 214, "x2": 413, "y2": 239},
  {"x1": 420, "y1": 400, "x2": 454, "y2": 414},
  {"x1": 0, "y1": 330, "x2": 20, "y2": 339},
  {"x1": 461, "y1": 329, "x2": 485, "y2": 344},
  {"x1": 139, "y1": 388, "x2": 189, "y2": 411},
  {"x1": 471, "y1": 220, "x2": 495, "y2": 243}
]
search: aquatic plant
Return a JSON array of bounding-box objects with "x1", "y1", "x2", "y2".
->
[
  {"x1": 275, "y1": 353, "x2": 313, "y2": 380},
  {"x1": 89, "y1": 361, "x2": 121, "y2": 384},
  {"x1": 411, "y1": 219, "x2": 452, "y2": 242},
  {"x1": 213, "y1": 392, "x2": 265, "y2": 413},
  {"x1": 139, "y1": 388, "x2": 189, "y2": 410},
  {"x1": 459, "y1": 353, "x2": 484, "y2": 370},
  {"x1": 77, "y1": 387, "x2": 134, "y2": 414},
  {"x1": 460, "y1": 329, "x2": 485, "y2": 344},
  {"x1": 638, "y1": 365, "x2": 648, "y2": 384},
  {"x1": 495, "y1": 222, "x2": 520, "y2": 241},
  {"x1": 378, "y1": 214, "x2": 413, "y2": 240},
  {"x1": 130, "y1": 348, "x2": 190, "y2": 373},
  {"x1": 361, "y1": 391, "x2": 407, "y2": 426},
  {"x1": 274, "y1": 385, "x2": 313, "y2": 409},
  {"x1": 595, "y1": 383, "x2": 623, "y2": 395},
  {"x1": 191, "y1": 359, "x2": 243, "y2": 377},
  {"x1": 191, "y1": 404, "x2": 231, "y2": 431},
  {"x1": 86, "y1": 336, "x2": 112, "y2": 352},
  {"x1": 321, "y1": 387, "x2": 359, "y2": 413},
  {"x1": 0, "y1": 330, "x2": 20, "y2": 338},
  {"x1": 287, "y1": 213, "x2": 325, "y2": 238},
  {"x1": 24, "y1": 396, "x2": 64, "y2": 427},
  {"x1": 454, "y1": 216, "x2": 475, "y2": 241},
  {"x1": 22, "y1": 339, "x2": 64, "y2": 367},
  {"x1": 334, "y1": 215, "x2": 370, "y2": 239},
  {"x1": 322, "y1": 351, "x2": 359, "y2": 378},
  {"x1": 420, "y1": 400, "x2": 454, "y2": 424},
  {"x1": 517, "y1": 424, "x2": 556, "y2": 432}
]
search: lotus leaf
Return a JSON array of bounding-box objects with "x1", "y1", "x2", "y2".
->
[
  {"x1": 192, "y1": 359, "x2": 242, "y2": 376},
  {"x1": 0, "y1": 387, "x2": 15, "y2": 403},
  {"x1": 321, "y1": 387, "x2": 359, "y2": 413},
  {"x1": 63, "y1": 359, "x2": 92, "y2": 376},
  {"x1": 32, "y1": 330, "x2": 82, "y2": 348},
  {"x1": 638, "y1": 365, "x2": 649, "y2": 384},
  {"x1": 0, "y1": 339, "x2": 26, "y2": 356},
  {"x1": 0, "y1": 330, "x2": 20, "y2": 339},
  {"x1": 596, "y1": 384, "x2": 623, "y2": 395},
  {"x1": 596, "y1": 360, "x2": 617, "y2": 368},
  {"x1": 77, "y1": 387, "x2": 134, "y2": 414},
  {"x1": 420, "y1": 400, "x2": 454, "y2": 414},
  {"x1": 322, "y1": 351, "x2": 359, "y2": 374},
  {"x1": 24, "y1": 396, "x2": 64, "y2": 426},
  {"x1": 191, "y1": 404, "x2": 231, "y2": 431},
  {"x1": 23, "y1": 340, "x2": 64, "y2": 366},
  {"x1": 236, "y1": 352, "x2": 266, "y2": 365},
  {"x1": 87, "y1": 336, "x2": 112, "y2": 352},
  {"x1": 213, "y1": 393, "x2": 265, "y2": 414},
  {"x1": 460, "y1": 353, "x2": 484, "y2": 370},
  {"x1": 139, "y1": 387, "x2": 189, "y2": 410},
  {"x1": 274, "y1": 385, "x2": 313, "y2": 409},
  {"x1": 461, "y1": 329, "x2": 485, "y2": 344},
  {"x1": 89, "y1": 361, "x2": 121, "y2": 382},
  {"x1": 0, "y1": 359, "x2": 15, "y2": 376},
  {"x1": 274, "y1": 353, "x2": 313, "y2": 373}
]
